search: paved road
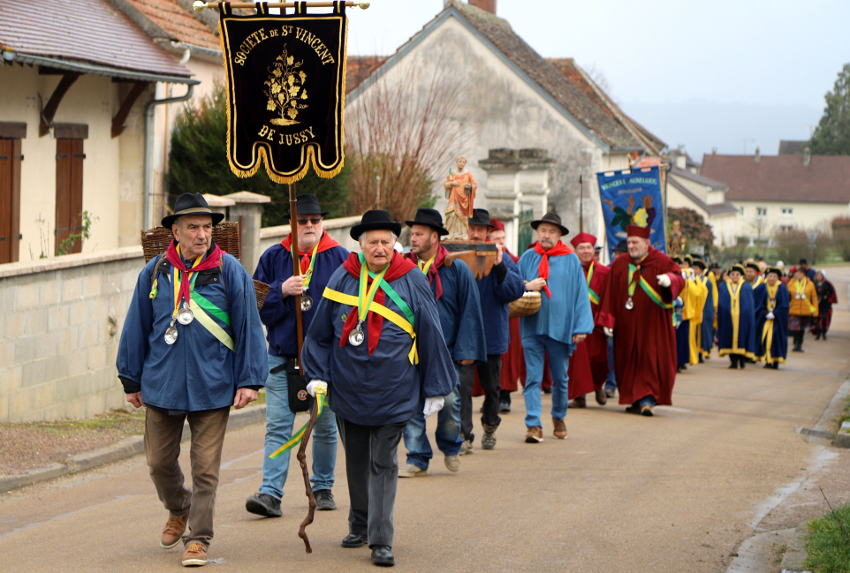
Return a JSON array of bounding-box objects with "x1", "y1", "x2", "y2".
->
[{"x1": 2, "y1": 266, "x2": 849, "y2": 572}]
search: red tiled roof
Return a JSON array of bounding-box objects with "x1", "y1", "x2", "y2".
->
[
  {"x1": 346, "y1": 56, "x2": 387, "y2": 93},
  {"x1": 120, "y1": 0, "x2": 221, "y2": 52},
  {"x1": 700, "y1": 154, "x2": 850, "y2": 203},
  {"x1": 0, "y1": 0, "x2": 191, "y2": 78}
]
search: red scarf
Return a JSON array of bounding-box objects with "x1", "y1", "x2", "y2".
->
[
  {"x1": 281, "y1": 232, "x2": 340, "y2": 274},
  {"x1": 533, "y1": 241, "x2": 572, "y2": 298},
  {"x1": 405, "y1": 245, "x2": 448, "y2": 300},
  {"x1": 164, "y1": 241, "x2": 224, "y2": 308},
  {"x1": 339, "y1": 251, "x2": 416, "y2": 355}
]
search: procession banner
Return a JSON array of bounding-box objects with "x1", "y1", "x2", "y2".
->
[
  {"x1": 596, "y1": 165, "x2": 666, "y2": 260},
  {"x1": 219, "y1": 2, "x2": 348, "y2": 183}
]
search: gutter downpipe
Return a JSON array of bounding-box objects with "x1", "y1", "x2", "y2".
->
[{"x1": 144, "y1": 82, "x2": 194, "y2": 229}]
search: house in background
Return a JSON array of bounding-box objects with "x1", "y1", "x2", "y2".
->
[
  {"x1": 700, "y1": 149, "x2": 850, "y2": 245},
  {"x1": 0, "y1": 0, "x2": 197, "y2": 263}
]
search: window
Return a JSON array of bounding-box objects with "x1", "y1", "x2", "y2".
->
[
  {"x1": 781, "y1": 207, "x2": 794, "y2": 216},
  {"x1": 780, "y1": 224, "x2": 793, "y2": 232},
  {"x1": 54, "y1": 124, "x2": 87, "y2": 255},
  {"x1": 756, "y1": 207, "x2": 767, "y2": 217},
  {"x1": 0, "y1": 122, "x2": 25, "y2": 264}
]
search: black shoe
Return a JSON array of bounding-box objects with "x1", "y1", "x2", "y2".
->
[
  {"x1": 542, "y1": 386, "x2": 552, "y2": 394},
  {"x1": 341, "y1": 533, "x2": 368, "y2": 548},
  {"x1": 625, "y1": 404, "x2": 641, "y2": 414},
  {"x1": 245, "y1": 493, "x2": 282, "y2": 518},
  {"x1": 605, "y1": 388, "x2": 616, "y2": 398},
  {"x1": 313, "y1": 489, "x2": 336, "y2": 511},
  {"x1": 371, "y1": 545, "x2": 395, "y2": 567},
  {"x1": 499, "y1": 400, "x2": 511, "y2": 413},
  {"x1": 763, "y1": 363, "x2": 772, "y2": 369}
]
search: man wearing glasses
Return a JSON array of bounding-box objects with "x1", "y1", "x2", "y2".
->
[{"x1": 245, "y1": 194, "x2": 349, "y2": 518}]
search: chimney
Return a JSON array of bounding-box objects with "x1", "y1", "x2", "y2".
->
[
  {"x1": 803, "y1": 146, "x2": 811, "y2": 166},
  {"x1": 468, "y1": 0, "x2": 497, "y2": 14},
  {"x1": 754, "y1": 146, "x2": 760, "y2": 162}
]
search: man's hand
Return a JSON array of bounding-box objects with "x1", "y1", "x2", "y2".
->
[
  {"x1": 282, "y1": 275, "x2": 305, "y2": 297},
  {"x1": 306, "y1": 380, "x2": 328, "y2": 396},
  {"x1": 603, "y1": 327, "x2": 614, "y2": 338},
  {"x1": 656, "y1": 274, "x2": 672, "y2": 288},
  {"x1": 525, "y1": 277, "x2": 547, "y2": 292},
  {"x1": 233, "y1": 388, "x2": 258, "y2": 409},
  {"x1": 457, "y1": 359, "x2": 475, "y2": 366},
  {"x1": 423, "y1": 397, "x2": 445, "y2": 417},
  {"x1": 126, "y1": 392, "x2": 144, "y2": 408},
  {"x1": 572, "y1": 333, "x2": 587, "y2": 344},
  {"x1": 495, "y1": 243, "x2": 504, "y2": 265}
]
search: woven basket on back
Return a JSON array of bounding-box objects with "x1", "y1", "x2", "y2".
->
[
  {"x1": 508, "y1": 291, "x2": 542, "y2": 318},
  {"x1": 140, "y1": 222, "x2": 270, "y2": 311}
]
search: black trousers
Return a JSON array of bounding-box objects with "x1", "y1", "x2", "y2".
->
[
  {"x1": 476, "y1": 355, "x2": 502, "y2": 430},
  {"x1": 457, "y1": 364, "x2": 475, "y2": 442},
  {"x1": 337, "y1": 417, "x2": 405, "y2": 548}
]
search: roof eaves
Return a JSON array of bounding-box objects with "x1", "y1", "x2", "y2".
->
[{"x1": 671, "y1": 166, "x2": 728, "y2": 190}]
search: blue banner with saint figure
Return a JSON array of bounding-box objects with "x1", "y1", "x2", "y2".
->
[{"x1": 597, "y1": 165, "x2": 666, "y2": 260}]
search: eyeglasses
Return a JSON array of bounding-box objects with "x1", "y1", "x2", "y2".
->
[{"x1": 296, "y1": 217, "x2": 322, "y2": 225}]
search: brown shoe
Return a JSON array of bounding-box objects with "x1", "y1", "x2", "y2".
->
[
  {"x1": 525, "y1": 426, "x2": 543, "y2": 443},
  {"x1": 552, "y1": 417, "x2": 567, "y2": 439},
  {"x1": 570, "y1": 396, "x2": 587, "y2": 408},
  {"x1": 161, "y1": 513, "x2": 189, "y2": 549},
  {"x1": 181, "y1": 542, "x2": 208, "y2": 567},
  {"x1": 594, "y1": 387, "x2": 608, "y2": 405}
]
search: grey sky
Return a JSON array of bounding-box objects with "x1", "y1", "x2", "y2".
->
[{"x1": 347, "y1": 0, "x2": 850, "y2": 160}]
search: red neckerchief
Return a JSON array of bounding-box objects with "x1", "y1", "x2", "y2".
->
[
  {"x1": 533, "y1": 241, "x2": 572, "y2": 297},
  {"x1": 165, "y1": 241, "x2": 224, "y2": 308},
  {"x1": 405, "y1": 245, "x2": 448, "y2": 300},
  {"x1": 281, "y1": 232, "x2": 340, "y2": 274},
  {"x1": 339, "y1": 251, "x2": 416, "y2": 355}
]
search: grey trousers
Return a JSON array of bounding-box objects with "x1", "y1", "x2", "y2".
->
[
  {"x1": 144, "y1": 406, "x2": 230, "y2": 547},
  {"x1": 337, "y1": 417, "x2": 405, "y2": 548}
]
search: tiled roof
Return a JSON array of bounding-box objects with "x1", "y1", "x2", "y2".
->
[
  {"x1": 700, "y1": 153, "x2": 850, "y2": 203},
  {"x1": 671, "y1": 167, "x2": 727, "y2": 191},
  {"x1": 669, "y1": 176, "x2": 737, "y2": 216},
  {"x1": 346, "y1": 55, "x2": 387, "y2": 93},
  {"x1": 0, "y1": 0, "x2": 192, "y2": 80},
  {"x1": 116, "y1": 0, "x2": 221, "y2": 53}
]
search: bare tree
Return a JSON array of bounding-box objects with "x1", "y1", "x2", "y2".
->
[{"x1": 345, "y1": 66, "x2": 464, "y2": 222}]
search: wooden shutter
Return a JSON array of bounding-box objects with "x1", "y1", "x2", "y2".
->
[
  {"x1": 55, "y1": 138, "x2": 85, "y2": 255},
  {"x1": 0, "y1": 138, "x2": 22, "y2": 264}
]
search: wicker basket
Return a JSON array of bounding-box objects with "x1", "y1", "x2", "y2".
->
[
  {"x1": 140, "y1": 222, "x2": 241, "y2": 262},
  {"x1": 509, "y1": 291, "x2": 542, "y2": 318},
  {"x1": 253, "y1": 279, "x2": 271, "y2": 311}
]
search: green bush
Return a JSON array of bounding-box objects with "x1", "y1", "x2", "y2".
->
[{"x1": 805, "y1": 504, "x2": 850, "y2": 572}]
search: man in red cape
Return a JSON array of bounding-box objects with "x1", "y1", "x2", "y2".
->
[
  {"x1": 567, "y1": 232, "x2": 610, "y2": 408},
  {"x1": 598, "y1": 225, "x2": 684, "y2": 416}
]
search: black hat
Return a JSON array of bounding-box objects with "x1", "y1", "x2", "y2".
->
[
  {"x1": 405, "y1": 208, "x2": 449, "y2": 236},
  {"x1": 798, "y1": 258, "x2": 808, "y2": 265},
  {"x1": 692, "y1": 259, "x2": 707, "y2": 270},
  {"x1": 161, "y1": 193, "x2": 224, "y2": 228},
  {"x1": 350, "y1": 210, "x2": 401, "y2": 241},
  {"x1": 765, "y1": 266, "x2": 783, "y2": 277},
  {"x1": 289, "y1": 193, "x2": 328, "y2": 218},
  {"x1": 745, "y1": 261, "x2": 760, "y2": 271},
  {"x1": 729, "y1": 263, "x2": 745, "y2": 275},
  {"x1": 468, "y1": 208, "x2": 492, "y2": 228},
  {"x1": 671, "y1": 256, "x2": 683, "y2": 264},
  {"x1": 684, "y1": 254, "x2": 693, "y2": 264},
  {"x1": 530, "y1": 211, "x2": 569, "y2": 236}
]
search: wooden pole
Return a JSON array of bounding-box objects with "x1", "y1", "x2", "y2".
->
[{"x1": 289, "y1": 183, "x2": 305, "y2": 356}]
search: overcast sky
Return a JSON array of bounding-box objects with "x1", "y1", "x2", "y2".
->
[{"x1": 346, "y1": 0, "x2": 849, "y2": 161}]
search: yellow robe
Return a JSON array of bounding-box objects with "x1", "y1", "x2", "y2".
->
[{"x1": 682, "y1": 274, "x2": 708, "y2": 365}]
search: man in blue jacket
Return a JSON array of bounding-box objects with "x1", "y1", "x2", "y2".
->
[
  {"x1": 466, "y1": 208, "x2": 524, "y2": 451},
  {"x1": 245, "y1": 194, "x2": 348, "y2": 518},
  {"x1": 117, "y1": 193, "x2": 267, "y2": 567},
  {"x1": 400, "y1": 208, "x2": 486, "y2": 477},
  {"x1": 301, "y1": 210, "x2": 455, "y2": 567}
]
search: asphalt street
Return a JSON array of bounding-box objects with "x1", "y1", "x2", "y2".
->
[{"x1": 1, "y1": 266, "x2": 848, "y2": 572}]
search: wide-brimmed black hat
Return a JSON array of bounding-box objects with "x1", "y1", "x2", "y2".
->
[
  {"x1": 468, "y1": 208, "x2": 491, "y2": 228},
  {"x1": 405, "y1": 208, "x2": 448, "y2": 236},
  {"x1": 745, "y1": 261, "x2": 760, "y2": 271},
  {"x1": 729, "y1": 263, "x2": 746, "y2": 275},
  {"x1": 765, "y1": 266, "x2": 783, "y2": 277},
  {"x1": 161, "y1": 193, "x2": 224, "y2": 228},
  {"x1": 350, "y1": 209, "x2": 401, "y2": 240},
  {"x1": 530, "y1": 211, "x2": 569, "y2": 236},
  {"x1": 289, "y1": 193, "x2": 328, "y2": 218},
  {"x1": 692, "y1": 258, "x2": 707, "y2": 270}
]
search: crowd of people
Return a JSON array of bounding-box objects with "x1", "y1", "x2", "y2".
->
[{"x1": 115, "y1": 193, "x2": 839, "y2": 568}]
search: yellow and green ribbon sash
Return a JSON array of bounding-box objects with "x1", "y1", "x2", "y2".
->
[
  {"x1": 268, "y1": 392, "x2": 327, "y2": 459},
  {"x1": 170, "y1": 247, "x2": 234, "y2": 350},
  {"x1": 418, "y1": 254, "x2": 436, "y2": 275},
  {"x1": 357, "y1": 256, "x2": 389, "y2": 322},
  {"x1": 293, "y1": 239, "x2": 321, "y2": 289},
  {"x1": 628, "y1": 264, "x2": 673, "y2": 310},
  {"x1": 586, "y1": 262, "x2": 600, "y2": 305}
]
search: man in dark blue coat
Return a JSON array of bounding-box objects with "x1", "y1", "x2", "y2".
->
[
  {"x1": 245, "y1": 194, "x2": 348, "y2": 518},
  {"x1": 400, "y1": 209, "x2": 486, "y2": 477},
  {"x1": 301, "y1": 210, "x2": 455, "y2": 567},
  {"x1": 466, "y1": 208, "x2": 524, "y2": 450},
  {"x1": 117, "y1": 193, "x2": 267, "y2": 567},
  {"x1": 755, "y1": 266, "x2": 790, "y2": 369}
]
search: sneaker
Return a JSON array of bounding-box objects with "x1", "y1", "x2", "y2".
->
[
  {"x1": 313, "y1": 489, "x2": 336, "y2": 511},
  {"x1": 161, "y1": 513, "x2": 189, "y2": 549},
  {"x1": 481, "y1": 431, "x2": 496, "y2": 450},
  {"x1": 499, "y1": 400, "x2": 511, "y2": 413},
  {"x1": 525, "y1": 426, "x2": 543, "y2": 443},
  {"x1": 181, "y1": 542, "x2": 208, "y2": 567},
  {"x1": 444, "y1": 455, "x2": 460, "y2": 472},
  {"x1": 459, "y1": 440, "x2": 474, "y2": 455},
  {"x1": 245, "y1": 492, "x2": 282, "y2": 518},
  {"x1": 552, "y1": 417, "x2": 567, "y2": 439},
  {"x1": 398, "y1": 463, "x2": 427, "y2": 478}
]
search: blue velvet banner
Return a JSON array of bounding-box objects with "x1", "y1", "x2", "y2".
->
[{"x1": 596, "y1": 165, "x2": 666, "y2": 260}]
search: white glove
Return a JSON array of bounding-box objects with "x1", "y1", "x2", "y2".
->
[
  {"x1": 656, "y1": 273, "x2": 672, "y2": 288},
  {"x1": 306, "y1": 380, "x2": 328, "y2": 397},
  {"x1": 767, "y1": 312, "x2": 775, "y2": 320},
  {"x1": 423, "y1": 396, "x2": 445, "y2": 417},
  {"x1": 603, "y1": 327, "x2": 614, "y2": 338}
]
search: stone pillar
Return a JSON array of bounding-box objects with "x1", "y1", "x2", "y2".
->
[
  {"x1": 202, "y1": 193, "x2": 236, "y2": 220},
  {"x1": 222, "y1": 191, "x2": 271, "y2": 272}
]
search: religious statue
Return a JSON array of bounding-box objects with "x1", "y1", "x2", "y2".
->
[
  {"x1": 668, "y1": 219, "x2": 686, "y2": 256},
  {"x1": 443, "y1": 155, "x2": 478, "y2": 239}
]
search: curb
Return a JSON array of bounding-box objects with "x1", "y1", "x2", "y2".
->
[
  {"x1": 0, "y1": 405, "x2": 267, "y2": 495},
  {"x1": 797, "y1": 377, "x2": 850, "y2": 448}
]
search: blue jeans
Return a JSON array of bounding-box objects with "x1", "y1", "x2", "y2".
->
[
  {"x1": 522, "y1": 335, "x2": 571, "y2": 428},
  {"x1": 605, "y1": 337, "x2": 617, "y2": 392},
  {"x1": 259, "y1": 353, "x2": 338, "y2": 499},
  {"x1": 402, "y1": 371, "x2": 462, "y2": 470}
]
